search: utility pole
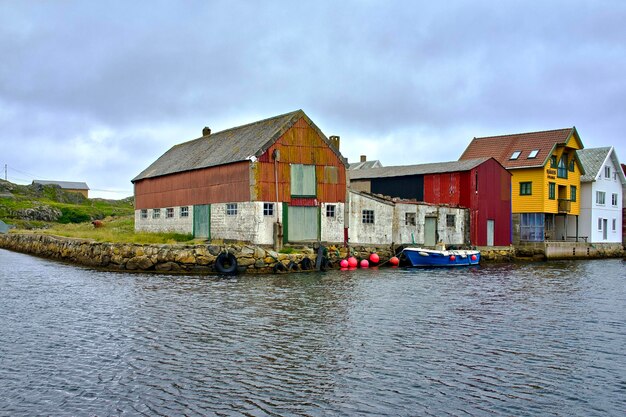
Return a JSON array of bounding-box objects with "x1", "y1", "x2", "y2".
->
[{"x1": 4, "y1": 164, "x2": 6, "y2": 181}]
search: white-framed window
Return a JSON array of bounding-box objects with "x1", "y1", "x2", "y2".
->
[
  {"x1": 152, "y1": 208, "x2": 161, "y2": 219},
  {"x1": 166, "y1": 207, "x2": 174, "y2": 218},
  {"x1": 604, "y1": 166, "x2": 611, "y2": 178},
  {"x1": 226, "y1": 203, "x2": 238, "y2": 216},
  {"x1": 612, "y1": 218, "x2": 617, "y2": 232},
  {"x1": 510, "y1": 151, "x2": 521, "y2": 160},
  {"x1": 362, "y1": 209, "x2": 375, "y2": 224},
  {"x1": 326, "y1": 204, "x2": 336, "y2": 218},
  {"x1": 598, "y1": 218, "x2": 603, "y2": 231},
  {"x1": 614, "y1": 172, "x2": 618, "y2": 181},
  {"x1": 528, "y1": 149, "x2": 539, "y2": 159},
  {"x1": 263, "y1": 203, "x2": 274, "y2": 216},
  {"x1": 140, "y1": 209, "x2": 148, "y2": 219},
  {"x1": 612, "y1": 193, "x2": 618, "y2": 207},
  {"x1": 596, "y1": 191, "x2": 606, "y2": 205},
  {"x1": 180, "y1": 206, "x2": 189, "y2": 217},
  {"x1": 446, "y1": 214, "x2": 456, "y2": 228},
  {"x1": 405, "y1": 212, "x2": 416, "y2": 226}
]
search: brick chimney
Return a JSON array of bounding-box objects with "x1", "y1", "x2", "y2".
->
[
  {"x1": 202, "y1": 126, "x2": 211, "y2": 136},
  {"x1": 360, "y1": 155, "x2": 367, "y2": 162}
]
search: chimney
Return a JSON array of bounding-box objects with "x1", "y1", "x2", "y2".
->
[
  {"x1": 202, "y1": 126, "x2": 211, "y2": 136},
  {"x1": 329, "y1": 135, "x2": 340, "y2": 150},
  {"x1": 360, "y1": 155, "x2": 367, "y2": 162}
]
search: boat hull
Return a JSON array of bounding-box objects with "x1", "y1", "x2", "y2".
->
[{"x1": 402, "y1": 247, "x2": 480, "y2": 267}]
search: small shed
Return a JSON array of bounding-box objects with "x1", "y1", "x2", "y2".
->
[{"x1": 32, "y1": 180, "x2": 90, "y2": 198}]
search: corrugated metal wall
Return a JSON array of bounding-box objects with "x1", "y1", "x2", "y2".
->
[
  {"x1": 134, "y1": 161, "x2": 251, "y2": 209},
  {"x1": 255, "y1": 117, "x2": 346, "y2": 204}
]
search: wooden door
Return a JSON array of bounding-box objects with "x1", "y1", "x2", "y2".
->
[
  {"x1": 287, "y1": 206, "x2": 319, "y2": 242},
  {"x1": 424, "y1": 217, "x2": 437, "y2": 247},
  {"x1": 193, "y1": 204, "x2": 210, "y2": 239},
  {"x1": 487, "y1": 220, "x2": 495, "y2": 246}
]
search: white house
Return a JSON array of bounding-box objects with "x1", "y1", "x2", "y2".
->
[{"x1": 577, "y1": 147, "x2": 626, "y2": 245}]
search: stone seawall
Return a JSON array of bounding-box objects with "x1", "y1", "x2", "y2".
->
[{"x1": 0, "y1": 234, "x2": 397, "y2": 274}]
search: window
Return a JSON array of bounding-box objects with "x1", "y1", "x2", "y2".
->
[
  {"x1": 520, "y1": 182, "x2": 532, "y2": 195},
  {"x1": 326, "y1": 204, "x2": 336, "y2": 218},
  {"x1": 528, "y1": 149, "x2": 539, "y2": 159},
  {"x1": 614, "y1": 172, "x2": 618, "y2": 181},
  {"x1": 569, "y1": 159, "x2": 575, "y2": 172},
  {"x1": 510, "y1": 151, "x2": 521, "y2": 160},
  {"x1": 362, "y1": 210, "x2": 375, "y2": 224},
  {"x1": 446, "y1": 214, "x2": 456, "y2": 228},
  {"x1": 548, "y1": 182, "x2": 555, "y2": 200},
  {"x1": 152, "y1": 208, "x2": 160, "y2": 219},
  {"x1": 596, "y1": 191, "x2": 606, "y2": 205},
  {"x1": 180, "y1": 206, "x2": 189, "y2": 217},
  {"x1": 612, "y1": 218, "x2": 617, "y2": 232},
  {"x1": 612, "y1": 193, "x2": 618, "y2": 206},
  {"x1": 570, "y1": 186, "x2": 577, "y2": 202},
  {"x1": 166, "y1": 207, "x2": 174, "y2": 218},
  {"x1": 405, "y1": 212, "x2": 416, "y2": 226},
  {"x1": 140, "y1": 209, "x2": 148, "y2": 219},
  {"x1": 520, "y1": 213, "x2": 545, "y2": 241},
  {"x1": 263, "y1": 203, "x2": 274, "y2": 216},
  {"x1": 604, "y1": 166, "x2": 611, "y2": 178},
  {"x1": 550, "y1": 155, "x2": 557, "y2": 168},
  {"x1": 598, "y1": 218, "x2": 603, "y2": 231},
  {"x1": 557, "y1": 154, "x2": 568, "y2": 179},
  {"x1": 226, "y1": 203, "x2": 238, "y2": 215},
  {"x1": 291, "y1": 164, "x2": 316, "y2": 196}
]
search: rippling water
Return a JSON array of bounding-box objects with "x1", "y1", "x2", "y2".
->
[{"x1": 1, "y1": 249, "x2": 625, "y2": 416}]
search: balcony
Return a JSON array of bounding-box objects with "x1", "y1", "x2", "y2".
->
[{"x1": 558, "y1": 199, "x2": 571, "y2": 213}]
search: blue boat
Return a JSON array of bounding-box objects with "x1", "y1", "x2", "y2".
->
[{"x1": 401, "y1": 247, "x2": 480, "y2": 267}]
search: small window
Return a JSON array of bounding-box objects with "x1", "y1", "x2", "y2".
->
[
  {"x1": 263, "y1": 203, "x2": 274, "y2": 216},
  {"x1": 166, "y1": 208, "x2": 174, "y2": 218},
  {"x1": 598, "y1": 218, "x2": 603, "y2": 231},
  {"x1": 510, "y1": 151, "x2": 521, "y2": 160},
  {"x1": 180, "y1": 206, "x2": 189, "y2": 217},
  {"x1": 612, "y1": 218, "x2": 617, "y2": 231},
  {"x1": 226, "y1": 203, "x2": 238, "y2": 216},
  {"x1": 604, "y1": 166, "x2": 611, "y2": 178},
  {"x1": 446, "y1": 214, "x2": 456, "y2": 228},
  {"x1": 528, "y1": 149, "x2": 539, "y2": 159},
  {"x1": 570, "y1": 186, "x2": 577, "y2": 202},
  {"x1": 612, "y1": 193, "x2": 618, "y2": 207},
  {"x1": 596, "y1": 191, "x2": 606, "y2": 205},
  {"x1": 520, "y1": 182, "x2": 532, "y2": 196},
  {"x1": 326, "y1": 204, "x2": 336, "y2": 218},
  {"x1": 152, "y1": 208, "x2": 161, "y2": 219},
  {"x1": 550, "y1": 155, "x2": 557, "y2": 168},
  {"x1": 548, "y1": 182, "x2": 555, "y2": 200},
  {"x1": 557, "y1": 154, "x2": 568, "y2": 179},
  {"x1": 614, "y1": 172, "x2": 618, "y2": 181},
  {"x1": 405, "y1": 212, "x2": 416, "y2": 226},
  {"x1": 140, "y1": 209, "x2": 148, "y2": 219},
  {"x1": 362, "y1": 210, "x2": 375, "y2": 224},
  {"x1": 569, "y1": 159, "x2": 575, "y2": 172}
]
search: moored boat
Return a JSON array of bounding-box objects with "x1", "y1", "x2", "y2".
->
[{"x1": 401, "y1": 247, "x2": 480, "y2": 267}]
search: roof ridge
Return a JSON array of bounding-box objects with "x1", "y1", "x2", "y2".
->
[
  {"x1": 474, "y1": 127, "x2": 572, "y2": 140},
  {"x1": 204, "y1": 109, "x2": 302, "y2": 137}
]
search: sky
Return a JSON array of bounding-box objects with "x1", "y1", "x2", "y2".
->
[{"x1": 1, "y1": 0, "x2": 625, "y2": 199}]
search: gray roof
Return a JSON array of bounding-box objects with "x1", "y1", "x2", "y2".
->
[
  {"x1": 32, "y1": 180, "x2": 89, "y2": 190},
  {"x1": 578, "y1": 146, "x2": 626, "y2": 183},
  {"x1": 348, "y1": 160, "x2": 383, "y2": 170},
  {"x1": 348, "y1": 157, "x2": 494, "y2": 180},
  {"x1": 133, "y1": 110, "x2": 347, "y2": 182}
]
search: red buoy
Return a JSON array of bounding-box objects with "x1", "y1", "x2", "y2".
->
[
  {"x1": 360, "y1": 259, "x2": 369, "y2": 268},
  {"x1": 369, "y1": 253, "x2": 380, "y2": 264},
  {"x1": 449, "y1": 255, "x2": 456, "y2": 262},
  {"x1": 389, "y1": 256, "x2": 400, "y2": 266},
  {"x1": 347, "y1": 257, "x2": 358, "y2": 268},
  {"x1": 340, "y1": 259, "x2": 349, "y2": 268},
  {"x1": 471, "y1": 254, "x2": 477, "y2": 261}
]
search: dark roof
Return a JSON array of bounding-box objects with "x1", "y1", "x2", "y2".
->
[
  {"x1": 459, "y1": 127, "x2": 580, "y2": 169},
  {"x1": 133, "y1": 110, "x2": 346, "y2": 182},
  {"x1": 348, "y1": 157, "x2": 494, "y2": 180},
  {"x1": 578, "y1": 147, "x2": 626, "y2": 184},
  {"x1": 32, "y1": 180, "x2": 89, "y2": 190},
  {"x1": 348, "y1": 160, "x2": 383, "y2": 170}
]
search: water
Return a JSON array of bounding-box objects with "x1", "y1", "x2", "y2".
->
[{"x1": 1, "y1": 249, "x2": 625, "y2": 416}]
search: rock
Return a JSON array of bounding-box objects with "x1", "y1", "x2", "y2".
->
[
  {"x1": 14, "y1": 205, "x2": 62, "y2": 222},
  {"x1": 126, "y1": 256, "x2": 154, "y2": 270}
]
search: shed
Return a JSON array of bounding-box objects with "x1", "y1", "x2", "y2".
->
[{"x1": 32, "y1": 180, "x2": 90, "y2": 198}]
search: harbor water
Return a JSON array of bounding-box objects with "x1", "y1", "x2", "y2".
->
[{"x1": 1, "y1": 249, "x2": 625, "y2": 416}]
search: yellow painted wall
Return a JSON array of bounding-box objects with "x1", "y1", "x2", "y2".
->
[{"x1": 511, "y1": 143, "x2": 581, "y2": 215}]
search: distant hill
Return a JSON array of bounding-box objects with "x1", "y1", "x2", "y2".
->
[{"x1": 0, "y1": 179, "x2": 134, "y2": 228}]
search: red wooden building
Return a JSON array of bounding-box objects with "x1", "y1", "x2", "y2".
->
[{"x1": 349, "y1": 158, "x2": 512, "y2": 246}]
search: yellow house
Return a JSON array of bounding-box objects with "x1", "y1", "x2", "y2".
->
[{"x1": 460, "y1": 127, "x2": 584, "y2": 243}]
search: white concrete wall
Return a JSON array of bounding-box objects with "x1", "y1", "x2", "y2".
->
[
  {"x1": 320, "y1": 202, "x2": 345, "y2": 243},
  {"x1": 210, "y1": 202, "x2": 282, "y2": 245},
  {"x1": 394, "y1": 204, "x2": 467, "y2": 246},
  {"x1": 348, "y1": 192, "x2": 394, "y2": 244},
  {"x1": 580, "y1": 157, "x2": 623, "y2": 243},
  {"x1": 134, "y1": 206, "x2": 193, "y2": 234}
]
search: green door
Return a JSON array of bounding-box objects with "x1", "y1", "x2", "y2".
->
[
  {"x1": 287, "y1": 206, "x2": 319, "y2": 242},
  {"x1": 193, "y1": 204, "x2": 210, "y2": 239},
  {"x1": 424, "y1": 217, "x2": 437, "y2": 247}
]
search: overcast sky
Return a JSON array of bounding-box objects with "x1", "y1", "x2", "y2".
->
[{"x1": 2, "y1": 1, "x2": 625, "y2": 199}]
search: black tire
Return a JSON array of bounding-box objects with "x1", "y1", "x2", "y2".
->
[
  {"x1": 300, "y1": 257, "x2": 312, "y2": 270},
  {"x1": 215, "y1": 252, "x2": 238, "y2": 275},
  {"x1": 287, "y1": 260, "x2": 299, "y2": 271},
  {"x1": 273, "y1": 262, "x2": 287, "y2": 273}
]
